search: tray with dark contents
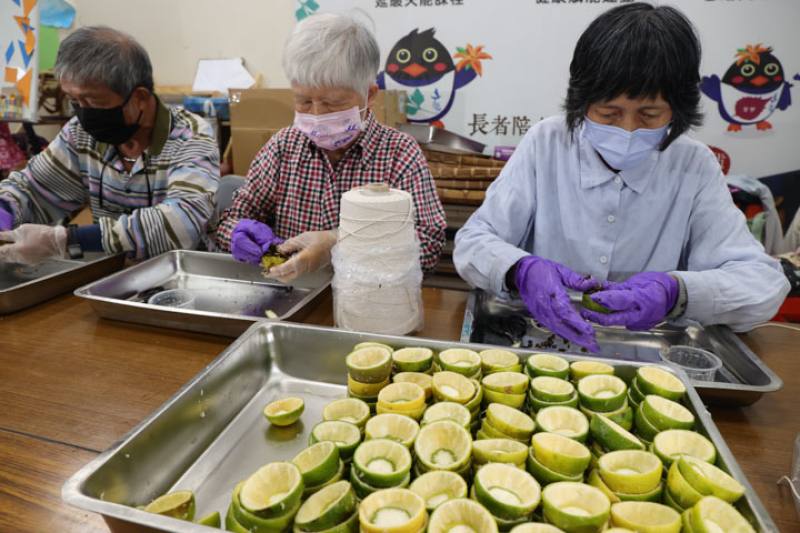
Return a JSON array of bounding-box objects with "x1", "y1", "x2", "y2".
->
[
  {"x1": 460, "y1": 290, "x2": 782, "y2": 406},
  {"x1": 0, "y1": 252, "x2": 125, "y2": 314},
  {"x1": 74, "y1": 250, "x2": 331, "y2": 337}
]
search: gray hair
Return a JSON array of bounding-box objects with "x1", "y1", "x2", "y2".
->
[
  {"x1": 282, "y1": 13, "x2": 380, "y2": 95},
  {"x1": 55, "y1": 26, "x2": 154, "y2": 96}
]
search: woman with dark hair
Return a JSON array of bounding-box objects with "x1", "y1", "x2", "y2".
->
[{"x1": 453, "y1": 3, "x2": 789, "y2": 352}]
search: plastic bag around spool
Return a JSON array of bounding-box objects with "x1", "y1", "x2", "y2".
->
[
  {"x1": 333, "y1": 283, "x2": 423, "y2": 336},
  {"x1": 331, "y1": 241, "x2": 423, "y2": 336},
  {"x1": 333, "y1": 241, "x2": 421, "y2": 280}
]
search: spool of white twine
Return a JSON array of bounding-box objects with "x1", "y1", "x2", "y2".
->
[{"x1": 332, "y1": 183, "x2": 423, "y2": 335}]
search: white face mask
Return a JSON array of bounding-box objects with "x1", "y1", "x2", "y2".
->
[
  {"x1": 583, "y1": 117, "x2": 668, "y2": 171},
  {"x1": 293, "y1": 94, "x2": 369, "y2": 151}
]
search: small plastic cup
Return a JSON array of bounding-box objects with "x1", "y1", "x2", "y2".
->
[
  {"x1": 147, "y1": 289, "x2": 195, "y2": 310},
  {"x1": 660, "y1": 345, "x2": 722, "y2": 381}
]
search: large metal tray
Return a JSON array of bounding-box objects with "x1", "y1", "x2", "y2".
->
[
  {"x1": 0, "y1": 252, "x2": 124, "y2": 314},
  {"x1": 461, "y1": 290, "x2": 782, "y2": 406},
  {"x1": 62, "y1": 322, "x2": 776, "y2": 532},
  {"x1": 74, "y1": 250, "x2": 330, "y2": 337}
]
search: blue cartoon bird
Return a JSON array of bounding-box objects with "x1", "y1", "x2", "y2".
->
[
  {"x1": 701, "y1": 44, "x2": 797, "y2": 132},
  {"x1": 377, "y1": 28, "x2": 491, "y2": 128}
]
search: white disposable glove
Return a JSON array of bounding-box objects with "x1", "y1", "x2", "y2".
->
[
  {"x1": 0, "y1": 224, "x2": 68, "y2": 265},
  {"x1": 268, "y1": 229, "x2": 337, "y2": 283}
]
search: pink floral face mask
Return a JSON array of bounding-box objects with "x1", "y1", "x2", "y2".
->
[{"x1": 293, "y1": 105, "x2": 365, "y2": 151}]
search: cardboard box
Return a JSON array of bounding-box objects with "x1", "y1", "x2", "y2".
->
[{"x1": 229, "y1": 88, "x2": 406, "y2": 176}]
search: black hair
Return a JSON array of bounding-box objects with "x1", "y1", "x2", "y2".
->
[
  {"x1": 55, "y1": 26, "x2": 154, "y2": 97},
  {"x1": 564, "y1": 2, "x2": 702, "y2": 149}
]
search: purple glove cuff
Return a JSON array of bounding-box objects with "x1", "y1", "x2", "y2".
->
[
  {"x1": 513, "y1": 255, "x2": 536, "y2": 294},
  {"x1": 660, "y1": 274, "x2": 680, "y2": 312}
]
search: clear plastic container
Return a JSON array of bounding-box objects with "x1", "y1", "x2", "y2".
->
[
  {"x1": 147, "y1": 289, "x2": 195, "y2": 309},
  {"x1": 660, "y1": 345, "x2": 722, "y2": 381}
]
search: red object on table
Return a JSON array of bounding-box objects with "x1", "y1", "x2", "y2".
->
[{"x1": 773, "y1": 296, "x2": 800, "y2": 323}]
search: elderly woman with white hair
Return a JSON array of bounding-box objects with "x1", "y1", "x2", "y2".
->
[{"x1": 215, "y1": 13, "x2": 446, "y2": 281}]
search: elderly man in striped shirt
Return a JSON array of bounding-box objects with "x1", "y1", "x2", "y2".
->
[
  {"x1": 0, "y1": 27, "x2": 219, "y2": 263},
  {"x1": 214, "y1": 13, "x2": 446, "y2": 282}
]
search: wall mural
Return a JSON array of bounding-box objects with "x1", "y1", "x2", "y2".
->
[
  {"x1": 702, "y1": 44, "x2": 798, "y2": 133},
  {"x1": 294, "y1": 1, "x2": 800, "y2": 177},
  {"x1": 377, "y1": 28, "x2": 491, "y2": 128},
  {"x1": 1, "y1": 0, "x2": 39, "y2": 121}
]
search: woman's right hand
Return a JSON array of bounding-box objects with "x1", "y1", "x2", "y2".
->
[
  {"x1": 230, "y1": 219, "x2": 284, "y2": 265},
  {"x1": 514, "y1": 255, "x2": 601, "y2": 352}
]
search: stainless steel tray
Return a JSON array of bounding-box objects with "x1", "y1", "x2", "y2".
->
[
  {"x1": 74, "y1": 250, "x2": 331, "y2": 337},
  {"x1": 62, "y1": 322, "x2": 776, "y2": 532},
  {"x1": 461, "y1": 290, "x2": 782, "y2": 406},
  {"x1": 399, "y1": 123, "x2": 487, "y2": 154},
  {"x1": 0, "y1": 252, "x2": 124, "y2": 314}
]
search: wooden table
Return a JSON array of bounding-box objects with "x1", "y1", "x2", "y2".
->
[{"x1": 0, "y1": 289, "x2": 797, "y2": 532}]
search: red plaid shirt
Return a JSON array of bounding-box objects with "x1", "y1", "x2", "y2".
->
[{"x1": 215, "y1": 112, "x2": 446, "y2": 270}]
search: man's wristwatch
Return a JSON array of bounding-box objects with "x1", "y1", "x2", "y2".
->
[{"x1": 66, "y1": 224, "x2": 84, "y2": 259}]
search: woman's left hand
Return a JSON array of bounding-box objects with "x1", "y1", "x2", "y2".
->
[
  {"x1": 267, "y1": 230, "x2": 337, "y2": 283},
  {"x1": 581, "y1": 272, "x2": 679, "y2": 331}
]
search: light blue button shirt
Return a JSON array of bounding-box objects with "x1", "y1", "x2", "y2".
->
[{"x1": 453, "y1": 116, "x2": 790, "y2": 331}]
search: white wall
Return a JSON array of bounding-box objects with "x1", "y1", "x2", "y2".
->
[{"x1": 69, "y1": 0, "x2": 295, "y2": 88}]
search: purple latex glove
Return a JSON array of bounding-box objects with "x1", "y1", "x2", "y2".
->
[
  {"x1": 0, "y1": 205, "x2": 13, "y2": 231},
  {"x1": 230, "y1": 219, "x2": 284, "y2": 265},
  {"x1": 581, "y1": 272, "x2": 679, "y2": 331},
  {"x1": 515, "y1": 256, "x2": 601, "y2": 352}
]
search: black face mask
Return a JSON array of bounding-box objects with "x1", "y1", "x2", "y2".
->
[{"x1": 74, "y1": 90, "x2": 143, "y2": 145}]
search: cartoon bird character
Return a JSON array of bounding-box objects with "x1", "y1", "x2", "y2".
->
[
  {"x1": 701, "y1": 44, "x2": 797, "y2": 132},
  {"x1": 377, "y1": 28, "x2": 491, "y2": 128}
]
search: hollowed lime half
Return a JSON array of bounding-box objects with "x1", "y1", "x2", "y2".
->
[
  {"x1": 541, "y1": 482, "x2": 611, "y2": 532},
  {"x1": 409, "y1": 470, "x2": 468, "y2": 512}
]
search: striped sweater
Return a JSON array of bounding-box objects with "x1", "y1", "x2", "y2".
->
[{"x1": 0, "y1": 98, "x2": 220, "y2": 259}]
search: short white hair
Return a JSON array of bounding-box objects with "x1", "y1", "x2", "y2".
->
[{"x1": 283, "y1": 13, "x2": 380, "y2": 95}]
